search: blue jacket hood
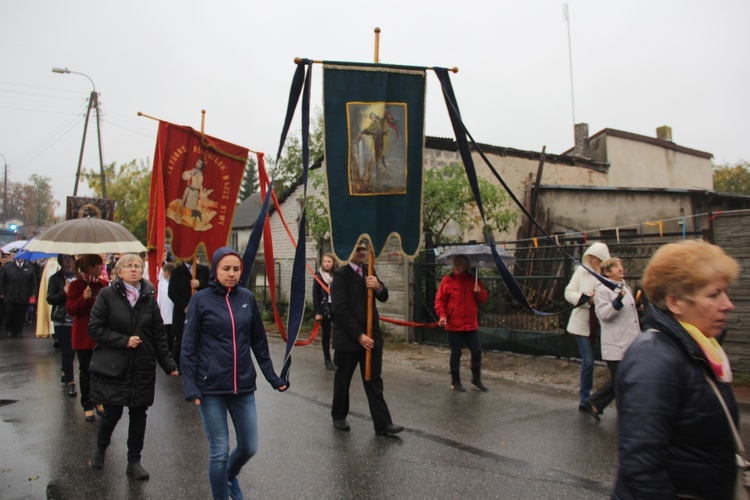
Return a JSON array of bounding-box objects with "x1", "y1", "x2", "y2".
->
[{"x1": 209, "y1": 246, "x2": 243, "y2": 289}]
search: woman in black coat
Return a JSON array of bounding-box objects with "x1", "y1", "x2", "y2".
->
[
  {"x1": 46, "y1": 254, "x2": 76, "y2": 396},
  {"x1": 87, "y1": 254, "x2": 178, "y2": 481},
  {"x1": 614, "y1": 240, "x2": 740, "y2": 499},
  {"x1": 313, "y1": 253, "x2": 337, "y2": 370}
]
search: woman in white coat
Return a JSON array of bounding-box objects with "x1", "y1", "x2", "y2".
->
[
  {"x1": 581, "y1": 257, "x2": 641, "y2": 421},
  {"x1": 565, "y1": 242, "x2": 610, "y2": 412}
]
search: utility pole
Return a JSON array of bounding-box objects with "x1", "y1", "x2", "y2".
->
[
  {"x1": 563, "y1": 3, "x2": 576, "y2": 127},
  {"x1": 52, "y1": 67, "x2": 107, "y2": 198}
]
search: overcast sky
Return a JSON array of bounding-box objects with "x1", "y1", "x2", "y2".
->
[{"x1": 2, "y1": 0, "x2": 748, "y2": 215}]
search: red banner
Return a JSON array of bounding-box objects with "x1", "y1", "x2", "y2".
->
[{"x1": 147, "y1": 121, "x2": 248, "y2": 282}]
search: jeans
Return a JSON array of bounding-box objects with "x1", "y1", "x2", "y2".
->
[
  {"x1": 96, "y1": 405, "x2": 148, "y2": 463},
  {"x1": 447, "y1": 330, "x2": 482, "y2": 374},
  {"x1": 198, "y1": 393, "x2": 258, "y2": 500},
  {"x1": 575, "y1": 335, "x2": 594, "y2": 405}
]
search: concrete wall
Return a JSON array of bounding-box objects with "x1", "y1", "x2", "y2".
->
[
  {"x1": 712, "y1": 211, "x2": 750, "y2": 376},
  {"x1": 594, "y1": 135, "x2": 713, "y2": 190},
  {"x1": 537, "y1": 189, "x2": 699, "y2": 235},
  {"x1": 422, "y1": 148, "x2": 609, "y2": 242}
]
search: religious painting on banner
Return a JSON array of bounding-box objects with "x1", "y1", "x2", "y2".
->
[
  {"x1": 323, "y1": 63, "x2": 425, "y2": 260},
  {"x1": 66, "y1": 197, "x2": 116, "y2": 221},
  {"x1": 147, "y1": 121, "x2": 248, "y2": 263}
]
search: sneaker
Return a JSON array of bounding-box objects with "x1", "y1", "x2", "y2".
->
[
  {"x1": 324, "y1": 360, "x2": 336, "y2": 370},
  {"x1": 228, "y1": 476, "x2": 244, "y2": 500}
]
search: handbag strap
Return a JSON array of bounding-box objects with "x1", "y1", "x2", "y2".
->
[{"x1": 704, "y1": 373, "x2": 747, "y2": 464}]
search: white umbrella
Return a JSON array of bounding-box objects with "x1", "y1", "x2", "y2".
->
[
  {"x1": 22, "y1": 217, "x2": 146, "y2": 255},
  {"x1": 1, "y1": 240, "x2": 28, "y2": 254},
  {"x1": 437, "y1": 244, "x2": 515, "y2": 286},
  {"x1": 436, "y1": 244, "x2": 515, "y2": 268}
]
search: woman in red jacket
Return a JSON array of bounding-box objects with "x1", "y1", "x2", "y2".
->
[
  {"x1": 435, "y1": 254, "x2": 489, "y2": 392},
  {"x1": 67, "y1": 254, "x2": 108, "y2": 422}
]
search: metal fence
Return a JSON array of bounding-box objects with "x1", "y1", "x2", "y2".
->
[{"x1": 413, "y1": 232, "x2": 702, "y2": 358}]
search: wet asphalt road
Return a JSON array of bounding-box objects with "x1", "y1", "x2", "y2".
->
[{"x1": 3, "y1": 324, "x2": 626, "y2": 500}]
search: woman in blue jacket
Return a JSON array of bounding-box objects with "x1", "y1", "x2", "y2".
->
[{"x1": 181, "y1": 247, "x2": 287, "y2": 500}]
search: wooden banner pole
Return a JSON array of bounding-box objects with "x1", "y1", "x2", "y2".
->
[{"x1": 365, "y1": 246, "x2": 375, "y2": 381}]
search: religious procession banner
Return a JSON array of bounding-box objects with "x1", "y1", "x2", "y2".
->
[
  {"x1": 323, "y1": 62, "x2": 426, "y2": 260},
  {"x1": 147, "y1": 121, "x2": 248, "y2": 282}
]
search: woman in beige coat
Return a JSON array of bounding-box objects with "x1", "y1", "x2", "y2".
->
[{"x1": 564, "y1": 242, "x2": 610, "y2": 411}]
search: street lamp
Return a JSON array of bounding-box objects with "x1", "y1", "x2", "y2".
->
[{"x1": 51, "y1": 66, "x2": 107, "y2": 198}]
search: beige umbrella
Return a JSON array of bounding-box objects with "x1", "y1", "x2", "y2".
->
[{"x1": 23, "y1": 217, "x2": 146, "y2": 255}]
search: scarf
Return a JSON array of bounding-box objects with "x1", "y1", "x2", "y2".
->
[
  {"x1": 123, "y1": 281, "x2": 141, "y2": 307},
  {"x1": 319, "y1": 269, "x2": 333, "y2": 286},
  {"x1": 680, "y1": 321, "x2": 733, "y2": 382}
]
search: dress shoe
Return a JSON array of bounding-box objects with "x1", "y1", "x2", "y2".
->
[
  {"x1": 228, "y1": 476, "x2": 244, "y2": 500},
  {"x1": 91, "y1": 446, "x2": 106, "y2": 469},
  {"x1": 376, "y1": 424, "x2": 404, "y2": 436},
  {"x1": 126, "y1": 462, "x2": 150, "y2": 480},
  {"x1": 471, "y1": 380, "x2": 488, "y2": 392},
  {"x1": 324, "y1": 360, "x2": 336, "y2": 371},
  {"x1": 332, "y1": 419, "x2": 350, "y2": 431},
  {"x1": 581, "y1": 400, "x2": 600, "y2": 421},
  {"x1": 84, "y1": 410, "x2": 96, "y2": 422},
  {"x1": 68, "y1": 384, "x2": 77, "y2": 397},
  {"x1": 578, "y1": 404, "x2": 603, "y2": 415}
]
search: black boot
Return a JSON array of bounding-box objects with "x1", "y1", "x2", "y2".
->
[
  {"x1": 91, "y1": 446, "x2": 106, "y2": 469},
  {"x1": 450, "y1": 371, "x2": 465, "y2": 392},
  {"x1": 471, "y1": 367, "x2": 488, "y2": 392},
  {"x1": 126, "y1": 462, "x2": 150, "y2": 480}
]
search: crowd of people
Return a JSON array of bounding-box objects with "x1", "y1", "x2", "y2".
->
[{"x1": 1, "y1": 236, "x2": 745, "y2": 499}]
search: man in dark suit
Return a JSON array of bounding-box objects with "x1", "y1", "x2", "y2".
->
[
  {"x1": 330, "y1": 241, "x2": 403, "y2": 436},
  {"x1": 0, "y1": 255, "x2": 37, "y2": 337},
  {"x1": 168, "y1": 259, "x2": 209, "y2": 369}
]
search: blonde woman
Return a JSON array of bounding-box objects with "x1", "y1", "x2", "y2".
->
[
  {"x1": 614, "y1": 240, "x2": 739, "y2": 498},
  {"x1": 580, "y1": 257, "x2": 640, "y2": 420},
  {"x1": 88, "y1": 254, "x2": 178, "y2": 480}
]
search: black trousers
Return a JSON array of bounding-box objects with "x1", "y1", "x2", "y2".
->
[
  {"x1": 76, "y1": 349, "x2": 94, "y2": 411},
  {"x1": 588, "y1": 360, "x2": 620, "y2": 412},
  {"x1": 55, "y1": 324, "x2": 75, "y2": 384},
  {"x1": 447, "y1": 329, "x2": 482, "y2": 374},
  {"x1": 5, "y1": 301, "x2": 26, "y2": 336},
  {"x1": 96, "y1": 405, "x2": 148, "y2": 464},
  {"x1": 331, "y1": 347, "x2": 393, "y2": 432},
  {"x1": 320, "y1": 319, "x2": 332, "y2": 362}
]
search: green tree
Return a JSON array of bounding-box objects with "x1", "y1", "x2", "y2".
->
[
  {"x1": 304, "y1": 171, "x2": 331, "y2": 254},
  {"x1": 423, "y1": 163, "x2": 518, "y2": 244},
  {"x1": 29, "y1": 174, "x2": 58, "y2": 227},
  {"x1": 5, "y1": 175, "x2": 58, "y2": 229},
  {"x1": 238, "y1": 156, "x2": 258, "y2": 202},
  {"x1": 305, "y1": 163, "x2": 519, "y2": 250},
  {"x1": 270, "y1": 108, "x2": 324, "y2": 194},
  {"x1": 714, "y1": 160, "x2": 750, "y2": 194},
  {"x1": 85, "y1": 160, "x2": 151, "y2": 242}
]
